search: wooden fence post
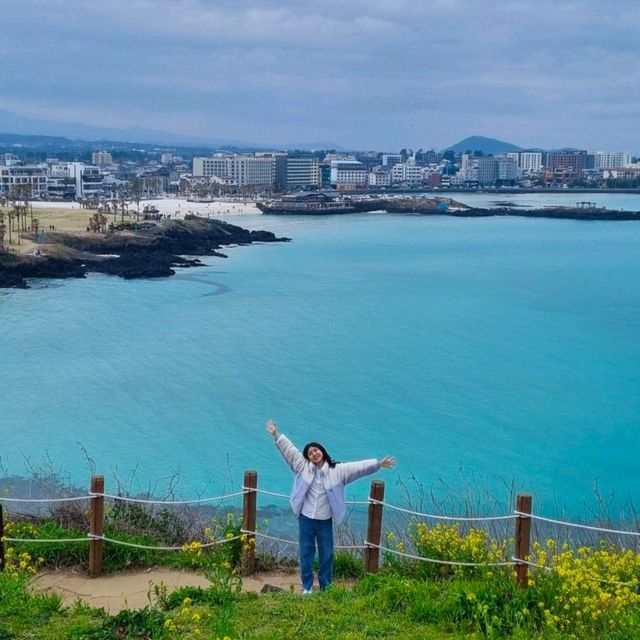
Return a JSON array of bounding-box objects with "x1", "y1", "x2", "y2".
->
[
  {"x1": 514, "y1": 493, "x2": 532, "y2": 588},
  {"x1": 242, "y1": 470, "x2": 257, "y2": 576},
  {"x1": 89, "y1": 475, "x2": 105, "y2": 578},
  {"x1": 0, "y1": 504, "x2": 5, "y2": 572},
  {"x1": 364, "y1": 480, "x2": 385, "y2": 574}
]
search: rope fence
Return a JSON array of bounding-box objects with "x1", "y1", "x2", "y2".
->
[
  {"x1": 88, "y1": 533, "x2": 243, "y2": 552},
  {"x1": 1, "y1": 472, "x2": 639, "y2": 587},
  {"x1": 3, "y1": 536, "x2": 90, "y2": 544},
  {"x1": 0, "y1": 495, "x2": 92, "y2": 503},
  {"x1": 371, "y1": 498, "x2": 514, "y2": 522},
  {"x1": 514, "y1": 510, "x2": 640, "y2": 537},
  {"x1": 366, "y1": 541, "x2": 513, "y2": 567},
  {"x1": 93, "y1": 491, "x2": 245, "y2": 505}
]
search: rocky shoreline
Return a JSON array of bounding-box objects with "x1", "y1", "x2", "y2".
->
[
  {"x1": 429, "y1": 206, "x2": 640, "y2": 220},
  {"x1": 349, "y1": 198, "x2": 640, "y2": 219},
  {"x1": 0, "y1": 216, "x2": 289, "y2": 289}
]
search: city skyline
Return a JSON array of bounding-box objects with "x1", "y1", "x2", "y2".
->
[{"x1": 1, "y1": 1, "x2": 639, "y2": 151}]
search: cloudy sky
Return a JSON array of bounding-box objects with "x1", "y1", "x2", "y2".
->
[{"x1": 1, "y1": 0, "x2": 639, "y2": 151}]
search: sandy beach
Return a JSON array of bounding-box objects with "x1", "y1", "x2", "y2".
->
[{"x1": 5, "y1": 198, "x2": 262, "y2": 254}]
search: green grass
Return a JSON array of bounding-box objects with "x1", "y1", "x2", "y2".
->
[
  {"x1": 3, "y1": 517, "x2": 640, "y2": 639},
  {"x1": 0, "y1": 572, "x2": 473, "y2": 640}
]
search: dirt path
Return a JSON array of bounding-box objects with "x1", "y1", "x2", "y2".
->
[{"x1": 30, "y1": 569, "x2": 301, "y2": 614}]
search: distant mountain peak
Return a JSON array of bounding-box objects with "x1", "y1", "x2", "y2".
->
[{"x1": 444, "y1": 136, "x2": 522, "y2": 154}]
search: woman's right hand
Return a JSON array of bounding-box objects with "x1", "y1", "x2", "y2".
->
[{"x1": 266, "y1": 419, "x2": 279, "y2": 438}]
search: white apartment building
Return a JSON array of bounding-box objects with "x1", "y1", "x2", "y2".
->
[
  {"x1": 193, "y1": 156, "x2": 230, "y2": 179},
  {"x1": 368, "y1": 168, "x2": 391, "y2": 187},
  {"x1": 391, "y1": 163, "x2": 424, "y2": 184},
  {"x1": 504, "y1": 152, "x2": 520, "y2": 165},
  {"x1": 519, "y1": 152, "x2": 543, "y2": 172},
  {"x1": 92, "y1": 151, "x2": 113, "y2": 166},
  {"x1": 593, "y1": 151, "x2": 632, "y2": 169},
  {"x1": 0, "y1": 164, "x2": 48, "y2": 197},
  {"x1": 461, "y1": 157, "x2": 498, "y2": 184},
  {"x1": 329, "y1": 160, "x2": 367, "y2": 188},
  {"x1": 66, "y1": 162, "x2": 105, "y2": 198},
  {"x1": 193, "y1": 155, "x2": 274, "y2": 187}
]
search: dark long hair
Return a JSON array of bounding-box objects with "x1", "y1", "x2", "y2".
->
[{"x1": 303, "y1": 442, "x2": 338, "y2": 468}]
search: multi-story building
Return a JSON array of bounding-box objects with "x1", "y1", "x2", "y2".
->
[
  {"x1": 546, "y1": 151, "x2": 587, "y2": 180},
  {"x1": 161, "y1": 153, "x2": 182, "y2": 165},
  {"x1": 391, "y1": 163, "x2": 424, "y2": 185},
  {"x1": 476, "y1": 157, "x2": 499, "y2": 185},
  {"x1": 65, "y1": 162, "x2": 105, "y2": 199},
  {"x1": 329, "y1": 160, "x2": 367, "y2": 189},
  {"x1": 193, "y1": 155, "x2": 274, "y2": 187},
  {"x1": 47, "y1": 162, "x2": 72, "y2": 200},
  {"x1": 91, "y1": 151, "x2": 113, "y2": 166},
  {"x1": 504, "y1": 152, "x2": 520, "y2": 165},
  {"x1": 460, "y1": 156, "x2": 515, "y2": 186},
  {"x1": 414, "y1": 149, "x2": 442, "y2": 165},
  {"x1": 592, "y1": 151, "x2": 632, "y2": 169},
  {"x1": 0, "y1": 164, "x2": 48, "y2": 197},
  {"x1": 274, "y1": 156, "x2": 321, "y2": 190},
  {"x1": 602, "y1": 167, "x2": 640, "y2": 182},
  {"x1": 519, "y1": 152, "x2": 543, "y2": 173},
  {"x1": 381, "y1": 153, "x2": 403, "y2": 168},
  {"x1": 426, "y1": 172, "x2": 442, "y2": 188},
  {"x1": 497, "y1": 158, "x2": 518, "y2": 184},
  {"x1": 368, "y1": 168, "x2": 391, "y2": 187},
  {"x1": 193, "y1": 156, "x2": 229, "y2": 180}
]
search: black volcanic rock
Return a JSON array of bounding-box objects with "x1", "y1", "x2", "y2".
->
[
  {"x1": 444, "y1": 207, "x2": 640, "y2": 220},
  {"x1": 0, "y1": 255, "x2": 88, "y2": 288},
  {"x1": 0, "y1": 269, "x2": 28, "y2": 288},
  {"x1": 0, "y1": 217, "x2": 289, "y2": 289}
]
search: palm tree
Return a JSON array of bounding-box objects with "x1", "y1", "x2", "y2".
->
[
  {"x1": 0, "y1": 211, "x2": 6, "y2": 252},
  {"x1": 8, "y1": 210, "x2": 15, "y2": 245}
]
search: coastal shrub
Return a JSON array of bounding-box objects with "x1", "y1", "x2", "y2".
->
[
  {"x1": 374, "y1": 529, "x2": 640, "y2": 638},
  {"x1": 526, "y1": 539, "x2": 640, "y2": 637},
  {"x1": 161, "y1": 596, "x2": 235, "y2": 639},
  {"x1": 178, "y1": 513, "x2": 244, "y2": 604},
  {"x1": 2, "y1": 519, "x2": 87, "y2": 568},
  {"x1": 101, "y1": 529, "x2": 165, "y2": 571},
  {"x1": 383, "y1": 522, "x2": 510, "y2": 580},
  {"x1": 85, "y1": 606, "x2": 167, "y2": 640},
  {"x1": 333, "y1": 550, "x2": 364, "y2": 579},
  {"x1": 106, "y1": 499, "x2": 190, "y2": 546}
]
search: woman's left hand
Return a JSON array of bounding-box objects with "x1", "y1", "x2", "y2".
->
[{"x1": 379, "y1": 456, "x2": 397, "y2": 469}]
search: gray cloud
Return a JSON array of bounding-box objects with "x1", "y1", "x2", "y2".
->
[{"x1": 0, "y1": 0, "x2": 638, "y2": 150}]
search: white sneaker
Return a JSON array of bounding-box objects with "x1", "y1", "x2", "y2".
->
[{"x1": 302, "y1": 588, "x2": 313, "y2": 595}]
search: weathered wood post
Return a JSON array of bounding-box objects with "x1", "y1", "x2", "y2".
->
[
  {"x1": 364, "y1": 480, "x2": 385, "y2": 573},
  {"x1": 242, "y1": 470, "x2": 257, "y2": 576},
  {"x1": 89, "y1": 475, "x2": 105, "y2": 578},
  {"x1": 514, "y1": 493, "x2": 532, "y2": 587},
  {"x1": 0, "y1": 504, "x2": 5, "y2": 572}
]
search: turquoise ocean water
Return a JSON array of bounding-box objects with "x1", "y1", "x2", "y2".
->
[{"x1": 1, "y1": 193, "x2": 640, "y2": 516}]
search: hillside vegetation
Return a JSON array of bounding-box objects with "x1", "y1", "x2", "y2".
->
[{"x1": 1, "y1": 506, "x2": 639, "y2": 639}]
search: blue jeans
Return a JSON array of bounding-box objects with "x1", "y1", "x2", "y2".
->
[{"x1": 298, "y1": 514, "x2": 334, "y2": 591}]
